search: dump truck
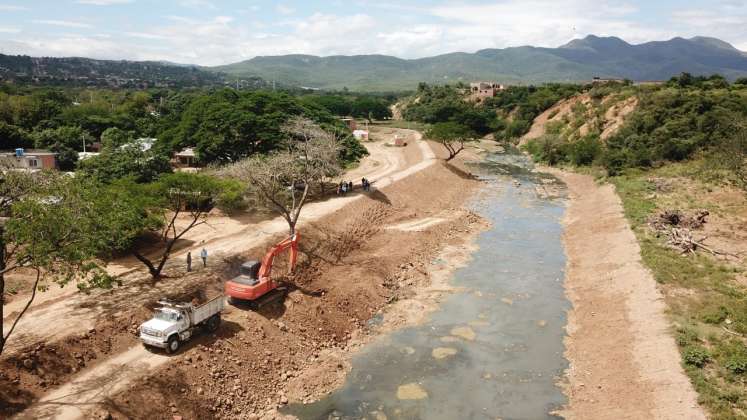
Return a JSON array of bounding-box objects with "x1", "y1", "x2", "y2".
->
[{"x1": 139, "y1": 296, "x2": 223, "y2": 353}]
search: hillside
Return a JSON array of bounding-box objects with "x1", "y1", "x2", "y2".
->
[
  {"x1": 0, "y1": 54, "x2": 234, "y2": 88},
  {"x1": 215, "y1": 36, "x2": 747, "y2": 91}
]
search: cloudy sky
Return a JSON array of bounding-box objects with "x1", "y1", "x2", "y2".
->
[{"x1": 0, "y1": 0, "x2": 745, "y2": 66}]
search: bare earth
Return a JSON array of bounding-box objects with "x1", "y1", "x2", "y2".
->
[{"x1": 547, "y1": 169, "x2": 706, "y2": 420}]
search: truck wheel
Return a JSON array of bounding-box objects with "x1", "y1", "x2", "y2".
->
[
  {"x1": 206, "y1": 314, "x2": 221, "y2": 333},
  {"x1": 166, "y1": 335, "x2": 180, "y2": 354}
]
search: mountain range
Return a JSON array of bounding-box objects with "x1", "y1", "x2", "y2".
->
[
  {"x1": 216, "y1": 36, "x2": 747, "y2": 91},
  {"x1": 2, "y1": 35, "x2": 746, "y2": 91}
]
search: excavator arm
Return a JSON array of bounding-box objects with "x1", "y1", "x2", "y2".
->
[{"x1": 257, "y1": 232, "x2": 300, "y2": 281}]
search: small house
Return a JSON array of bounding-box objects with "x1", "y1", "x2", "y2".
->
[
  {"x1": 0, "y1": 149, "x2": 57, "y2": 171},
  {"x1": 174, "y1": 147, "x2": 198, "y2": 168}
]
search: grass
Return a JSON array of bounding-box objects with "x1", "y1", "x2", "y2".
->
[{"x1": 611, "y1": 168, "x2": 747, "y2": 419}]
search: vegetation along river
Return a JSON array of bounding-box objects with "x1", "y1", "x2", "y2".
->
[{"x1": 286, "y1": 151, "x2": 570, "y2": 420}]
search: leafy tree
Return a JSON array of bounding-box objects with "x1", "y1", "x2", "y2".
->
[
  {"x1": 426, "y1": 122, "x2": 477, "y2": 161},
  {"x1": 129, "y1": 172, "x2": 225, "y2": 279},
  {"x1": 221, "y1": 117, "x2": 341, "y2": 235},
  {"x1": 0, "y1": 122, "x2": 32, "y2": 149},
  {"x1": 0, "y1": 172, "x2": 114, "y2": 355},
  {"x1": 32, "y1": 126, "x2": 93, "y2": 170},
  {"x1": 77, "y1": 146, "x2": 172, "y2": 184},
  {"x1": 100, "y1": 127, "x2": 136, "y2": 151}
]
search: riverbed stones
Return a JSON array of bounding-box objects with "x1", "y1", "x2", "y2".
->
[
  {"x1": 440, "y1": 336, "x2": 459, "y2": 343},
  {"x1": 469, "y1": 320, "x2": 490, "y2": 327},
  {"x1": 431, "y1": 347, "x2": 458, "y2": 359},
  {"x1": 400, "y1": 346, "x2": 416, "y2": 355},
  {"x1": 396, "y1": 383, "x2": 428, "y2": 400},
  {"x1": 500, "y1": 297, "x2": 514, "y2": 305},
  {"x1": 536, "y1": 320, "x2": 547, "y2": 327},
  {"x1": 450, "y1": 326, "x2": 476, "y2": 341}
]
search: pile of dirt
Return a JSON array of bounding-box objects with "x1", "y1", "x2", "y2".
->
[
  {"x1": 11, "y1": 161, "x2": 483, "y2": 420},
  {"x1": 649, "y1": 209, "x2": 710, "y2": 231}
]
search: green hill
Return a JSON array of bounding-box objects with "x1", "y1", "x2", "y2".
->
[{"x1": 214, "y1": 36, "x2": 747, "y2": 91}]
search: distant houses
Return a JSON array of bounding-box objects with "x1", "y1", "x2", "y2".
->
[
  {"x1": 0, "y1": 149, "x2": 57, "y2": 171},
  {"x1": 469, "y1": 82, "x2": 505, "y2": 101}
]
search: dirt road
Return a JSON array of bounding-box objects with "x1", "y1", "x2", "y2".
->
[
  {"x1": 547, "y1": 169, "x2": 705, "y2": 420},
  {"x1": 2, "y1": 127, "x2": 432, "y2": 356},
  {"x1": 8, "y1": 127, "x2": 444, "y2": 419}
]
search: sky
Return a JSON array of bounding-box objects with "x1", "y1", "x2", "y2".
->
[{"x1": 0, "y1": 0, "x2": 745, "y2": 66}]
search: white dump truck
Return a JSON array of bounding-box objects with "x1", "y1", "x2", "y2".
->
[{"x1": 139, "y1": 296, "x2": 224, "y2": 353}]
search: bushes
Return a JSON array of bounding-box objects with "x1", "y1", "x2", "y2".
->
[
  {"x1": 525, "y1": 134, "x2": 601, "y2": 167},
  {"x1": 683, "y1": 346, "x2": 710, "y2": 368}
]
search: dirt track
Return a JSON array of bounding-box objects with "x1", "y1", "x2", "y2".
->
[
  {"x1": 5, "y1": 127, "x2": 482, "y2": 419},
  {"x1": 547, "y1": 169, "x2": 705, "y2": 420}
]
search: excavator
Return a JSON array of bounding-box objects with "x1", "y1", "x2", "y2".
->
[{"x1": 224, "y1": 232, "x2": 299, "y2": 308}]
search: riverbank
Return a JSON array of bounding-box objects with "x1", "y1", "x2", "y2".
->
[{"x1": 545, "y1": 168, "x2": 706, "y2": 420}]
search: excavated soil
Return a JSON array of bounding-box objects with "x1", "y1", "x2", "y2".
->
[{"x1": 6, "y1": 159, "x2": 483, "y2": 420}]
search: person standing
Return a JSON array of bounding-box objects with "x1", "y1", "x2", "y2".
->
[
  {"x1": 200, "y1": 248, "x2": 208, "y2": 268},
  {"x1": 186, "y1": 251, "x2": 192, "y2": 272},
  {"x1": 348, "y1": 181, "x2": 353, "y2": 192}
]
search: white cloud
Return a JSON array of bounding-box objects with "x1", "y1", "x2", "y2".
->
[
  {"x1": 0, "y1": 26, "x2": 21, "y2": 33},
  {"x1": 275, "y1": 4, "x2": 296, "y2": 15},
  {"x1": 32, "y1": 19, "x2": 93, "y2": 29},
  {"x1": 2, "y1": 0, "x2": 746, "y2": 65},
  {"x1": 75, "y1": 0, "x2": 133, "y2": 5},
  {"x1": 0, "y1": 4, "x2": 27, "y2": 11},
  {"x1": 180, "y1": 0, "x2": 216, "y2": 10}
]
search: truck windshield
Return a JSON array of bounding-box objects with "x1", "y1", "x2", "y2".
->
[{"x1": 154, "y1": 310, "x2": 178, "y2": 321}]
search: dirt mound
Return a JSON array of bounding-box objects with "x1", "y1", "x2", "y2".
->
[{"x1": 520, "y1": 95, "x2": 588, "y2": 146}]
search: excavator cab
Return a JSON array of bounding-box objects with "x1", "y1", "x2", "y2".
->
[{"x1": 238, "y1": 261, "x2": 261, "y2": 282}]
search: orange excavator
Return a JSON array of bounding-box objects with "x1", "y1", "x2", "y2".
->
[{"x1": 225, "y1": 233, "x2": 300, "y2": 308}]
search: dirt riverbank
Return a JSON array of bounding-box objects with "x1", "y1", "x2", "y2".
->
[{"x1": 545, "y1": 168, "x2": 706, "y2": 420}]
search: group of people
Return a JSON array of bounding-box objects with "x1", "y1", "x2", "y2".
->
[
  {"x1": 186, "y1": 247, "x2": 208, "y2": 272},
  {"x1": 361, "y1": 177, "x2": 371, "y2": 191},
  {"x1": 337, "y1": 180, "x2": 354, "y2": 195},
  {"x1": 336, "y1": 178, "x2": 373, "y2": 195}
]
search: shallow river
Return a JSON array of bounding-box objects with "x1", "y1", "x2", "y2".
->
[{"x1": 286, "y1": 152, "x2": 569, "y2": 420}]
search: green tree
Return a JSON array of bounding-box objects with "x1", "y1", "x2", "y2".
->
[
  {"x1": 0, "y1": 122, "x2": 32, "y2": 150},
  {"x1": 0, "y1": 172, "x2": 115, "y2": 355},
  {"x1": 129, "y1": 172, "x2": 225, "y2": 279},
  {"x1": 426, "y1": 122, "x2": 477, "y2": 161},
  {"x1": 77, "y1": 146, "x2": 172, "y2": 184},
  {"x1": 32, "y1": 126, "x2": 93, "y2": 171}
]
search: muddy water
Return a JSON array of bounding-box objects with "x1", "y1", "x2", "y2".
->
[{"x1": 286, "y1": 152, "x2": 569, "y2": 420}]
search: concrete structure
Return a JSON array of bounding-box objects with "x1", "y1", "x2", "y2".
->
[
  {"x1": 592, "y1": 77, "x2": 626, "y2": 84},
  {"x1": 78, "y1": 152, "x2": 101, "y2": 161},
  {"x1": 0, "y1": 149, "x2": 57, "y2": 171},
  {"x1": 174, "y1": 147, "x2": 197, "y2": 167},
  {"x1": 340, "y1": 117, "x2": 357, "y2": 131},
  {"x1": 470, "y1": 82, "x2": 505, "y2": 100},
  {"x1": 353, "y1": 130, "x2": 369, "y2": 141}
]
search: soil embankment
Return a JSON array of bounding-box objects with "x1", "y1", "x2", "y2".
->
[{"x1": 547, "y1": 169, "x2": 705, "y2": 420}]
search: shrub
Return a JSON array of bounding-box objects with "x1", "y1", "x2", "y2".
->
[
  {"x1": 568, "y1": 135, "x2": 601, "y2": 166},
  {"x1": 683, "y1": 346, "x2": 710, "y2": 368}
]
